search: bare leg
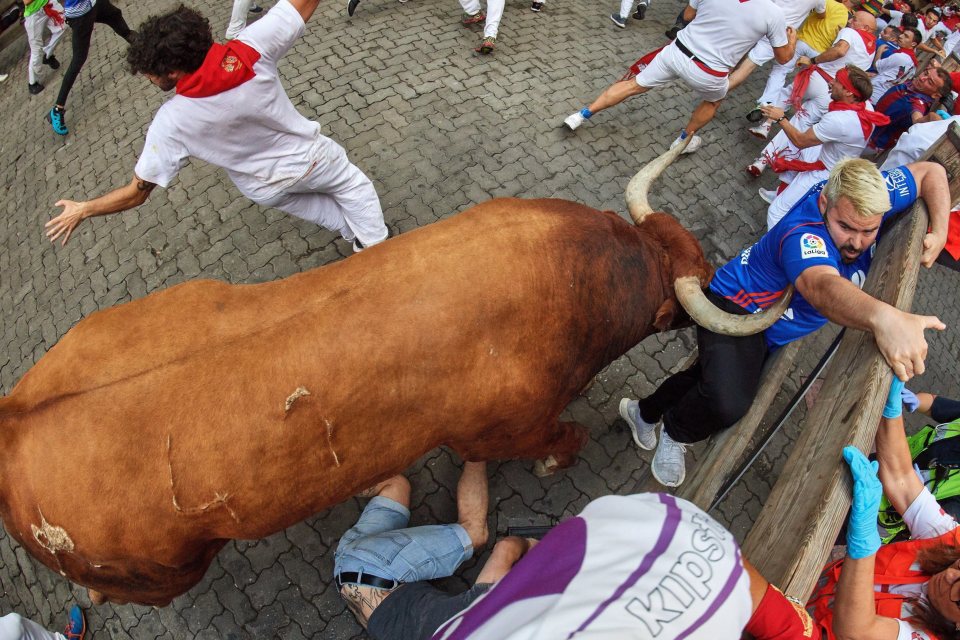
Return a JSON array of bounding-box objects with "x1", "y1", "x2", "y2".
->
[
  {"x1": 457, "y1": 461, "x2": 489, "y2": 549},
  {"x1": 683, "y1": 99, "x2": 723, "y2": 136},
  {"x1": 727, "y1": 59, "x2": 758, "y2": 92},
  {"x1": 358, "y1": 475, "x2": 411, "y2": 507},
  {"x1": 587, "y1": 79, "x2": 650, "y2": 115},
  {"x1": 475, "y1": 536, "x2": 535, "y2": 584}
]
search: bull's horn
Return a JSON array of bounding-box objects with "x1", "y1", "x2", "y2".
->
[
  {"x1": 625, "y1": 138, "x2": 689, "y2": 225},
  {"x1": 674, "y1": 276, "x2": 794, "y2": 336}
]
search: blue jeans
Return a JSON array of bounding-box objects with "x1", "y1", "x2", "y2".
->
[{"x1": 334, "y1": 497, "x2": 474, "y2": 585}]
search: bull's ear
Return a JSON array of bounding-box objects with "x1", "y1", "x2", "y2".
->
[{"x1": 653, "y1": 299, "x2": 680, "y2": 331}]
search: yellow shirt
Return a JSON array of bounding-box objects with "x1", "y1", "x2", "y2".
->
[{"x1": 797, "y1": 0, "x2": 849, "y2": 52}]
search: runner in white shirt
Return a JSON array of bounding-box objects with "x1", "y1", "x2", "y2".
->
[
  {"x1": 563, "y1": 0, "x2": 795, "y2": 154},
  {"x1": 45, "y1": 0, "x2": 388, "y2": 252},
  {"x1": 748, "y1": 12, "x2": 876, "y2": 142},
  {"x1": 749, "y1": 66, "x2": 883, "y2": 228},
  {"x1": 880, "y1": 116, "x2": 960, "y2": 171},
  {"x1": 433, "y1": 493, "x2": 820, "y2": 639},
  {"x1": 871, "y1": 28, "x2": 921, "y2": 100}
]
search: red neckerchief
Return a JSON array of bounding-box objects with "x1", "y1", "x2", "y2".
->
[
  {"x1": 895, "y1": 47, "x2": 919, "y2": 66},
  {"x1": 42, "y1": 2, "x2": 64, "y2": 26},
  {"x1": 855, "y1": 28, "x2": 878, "y2": 54},
  {"x1": 789, "y1": 65, "x2": 833, "y2": 111},
  {"x1": 828, "y1": 100, "x2": 891, "y2": 139},
  {"x1": 176, "y1": 41, "x2": 261, "y2": 99},
  {"x1": 946, "y1": 210, "x2": 960, "y2": 261}
]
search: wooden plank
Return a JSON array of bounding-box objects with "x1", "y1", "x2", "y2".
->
[
  {"x1": 940, "y1": 52, "x2": 960, "y2": 74},
  {"x1": 741, "y1": 201, "x2": 928, "y2": 600}
]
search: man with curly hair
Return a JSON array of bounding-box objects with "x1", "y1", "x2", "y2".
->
[{"x1": 45, "y1": 2, "x2": 388, "y2": 252}]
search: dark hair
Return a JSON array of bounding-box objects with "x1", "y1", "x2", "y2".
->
[
  {"x1": 926, "y1": 6, "x2": 941, "y2": 17},
  {"x1": 901, "y1": 12, "x2": 920, "y2": 28},
  {"x1": 903, "y1": 26, "x2": 923, "y2": 45},
  {"x1": 906, "y1": 544, "x2": 960, "y2": 638},
  {"x1": 846, "y1": 65, "x2": 875, "y2": 101},
  {"x1": 937, "y1": 68, "x2": 954, "y2": 98},
  {"x1": 127, "y1": 6, "x2": 213, "y2": 76}
]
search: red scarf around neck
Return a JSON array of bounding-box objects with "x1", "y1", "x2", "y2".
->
[
  {"x1": 896, "y1": 47, "x2": 919, "y2": 66},
  {"x1": 827, "y1": 100, "x2": 891, "y2": 139},
  {"x1": 854, "y1": 28, "x2": 877, "y2": 54},
  {"x1": 176, "y1": 40, "x2": 261, "y2": 99}
]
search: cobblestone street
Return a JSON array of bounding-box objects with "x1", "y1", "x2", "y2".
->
[{"x1": 1, "y1": 0, "x2": 959, "y2": 636}]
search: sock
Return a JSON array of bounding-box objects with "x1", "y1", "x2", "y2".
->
[
  {"x1": 678, "y1": 130, "x2": 688, "y2": 140},
  {"x1": 580, "y1": 108, "x2": 593, "y2": 119}
]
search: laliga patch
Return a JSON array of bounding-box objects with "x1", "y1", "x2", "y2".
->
[{"x1": 800, "y1": 233, "x2": 828, "y2": 259}]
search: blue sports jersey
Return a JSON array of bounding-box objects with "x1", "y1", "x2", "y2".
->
[
  {"x1": 870, "y1": 83, "x2": 934, "y2": 152},
  {"x1": 709, "y1": 166, "x2": 918, "y2": 348},
  {"x1": 868, "y1": 39, "x2": 898, "y2": 72}
]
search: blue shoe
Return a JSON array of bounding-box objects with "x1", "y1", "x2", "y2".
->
[
  {"x1": 46, "y1": 107, "x2": 68, "y2": 135},
  {"x1": 64, "y1": 605, "x2": 85, "y2": 640},
  {"x1": 609, "y1": 12, "x2": 626, "y2": 27}
]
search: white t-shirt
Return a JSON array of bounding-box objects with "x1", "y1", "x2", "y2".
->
[
  {"x1": 886, "y1": 488, "x2": 959, "y2": 640},
  {"x1": 880, "y1": 116, "x2": 960, "y2": 170},
  {"x1": 927, "y1": 22, "x2": 951, "y2": 44},
  {"x1": 676, "y1": 0, "x2": 789, "y2": 71},
  {"x1": 810, "y1": 108, "x2": 872, "y2": 167},
  {"x1": 944, "y1": 28, "x2": 960, "y2": 55},
  {"x1": 134, "y1": 0, "x2": 324, "y2": 202},
  {"x1": 432, "y1": 494, "x2": 754, "y2": 640},
  {"x1": 773, "y1": 0, "x2": 826, "y2": 30},
  {"x1": 820, "y1": 27, "x2": 875, "y2": 75},
  {"x1": 871, "y1": 51, "x2": 917, "y2": 100}
]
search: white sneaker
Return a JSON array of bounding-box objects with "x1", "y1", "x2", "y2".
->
[
  {"x1": 564, "y1": 111, "x2": 585, "y2": 130},
  {"x1": 619, "y1": 398, "x2": 657, "y2": 450},
  {"x1": 651, "y1": 426, "x2": 687, "y2": 487},
  {"x1": 669, "y1": 134, "x2": 702, "y2": 154},
  {"x1": 745, "y1": 159, "x2": 766, "y2": 178},
  {"x1": 758, "y1": 187, "x2": 777, "y2": 204},
  {"x1": 748, "y1": 121, "x2": 772, "y2": 140}
]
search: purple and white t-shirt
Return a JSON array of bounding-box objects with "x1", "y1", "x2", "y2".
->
[{"x1": 432, "y1": 494, "x2": 753, "y2": 640}]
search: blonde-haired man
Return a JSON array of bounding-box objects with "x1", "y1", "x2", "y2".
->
[{"x1": 620, "y1": 158, "x2": 949, "y2": 488}]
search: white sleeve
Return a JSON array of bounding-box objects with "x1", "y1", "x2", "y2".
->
[
  {"x1": 689, "y1": 0, "x2": 701, "y2": 10},
  {"x1": 237, "y1": 0, "x2": 305, "y2": 65},
  {"x1": 834, "y1": 26, "x2": 857, "y2": 48},
  {"x1": 133, "y1": 110, "x2": 188, "y2": 189},
  {"x1": 888, "y1": 10, "x2": 903, "y2": 27},
  {"x1": 767, "y1": 7, "x2": 789, "y2": 48},
  {"x1": 812, "y1": 112, "x2": 852, "y2": 144},
  {"x1": 815, "y1": 0, "x2": 826, "y2": 13},
  {"x1": 902, "y1": 486, "x2": 959, "y2": 540},
  {"x1": 897, "y1": 618, "x2": 934, "y2": 640}
]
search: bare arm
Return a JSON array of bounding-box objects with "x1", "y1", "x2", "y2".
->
[
  {"x1": 832, "y1": 555, "x2": 903, "y2": 640},
  {"x1": 475, "y1": 537, "x2": 536, "y2": 585},
  {"x1": 759, "y1": 105, "x2": 822, "y2": 148},
  {"x1": 906, "y1": 160, "x2": 950, "y2": 267},
  {"x1": 288, "y1": 0, "x2": 322, "y2": 22},
  {"x1": 682, "y1": 5, "x2": 696, "y2": 22},
  {"x1": 46, "y1": 174, "x2": 155, "y2": 246},
  {"x1": 800, "y1": 39, "x2": 851, "y2": 66},
  {"x1": 875, "y1": 413, "x2": 925, "y2": 516},
  {"x1": 773, "y1": 27, "x2": 798, "y2": 64},
  {"x1": 794, "y1": 267, "x2": 944, "y2": 380}
]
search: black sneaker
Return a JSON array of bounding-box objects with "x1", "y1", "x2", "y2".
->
[
  {"x1": 353, "y1": 238, "x2": 365, "y2": 252},
  {"x1": 633, "y1": 3, "x2": 646, "y2": 19},
  {"x1": 43, "y1": 54, "x2": 60, "y2": 69},
  {"x1": 347, "y1": 0, "x2": 360, "y2": 15},
  {"x1": 664, "y1": 25, "x2": 680, "y2": 39},
  {"x1": 28, "y1": 82, "x2": 44, "y2": 95},
  {"x1": 249, "y1": 3, "x2": 263, "y2": 12},
  {"x1": 530, "y1": 1, "x2": 543, "y2": 10}
]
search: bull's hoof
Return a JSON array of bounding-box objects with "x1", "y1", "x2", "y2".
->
[
  {"x1": 88, "y1": 588, "x2": 107, "y2": 605},
  {"x1": 533, "y1": 455, "x2": 559, "y2": 477}
]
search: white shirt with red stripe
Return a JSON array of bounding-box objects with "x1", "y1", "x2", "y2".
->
[
  {"x1": 820, "y1": 27, "x2": 875, "y2": 76},
  {"x1": 676, "y1": 0, "x2": 789, "y2": 72}
]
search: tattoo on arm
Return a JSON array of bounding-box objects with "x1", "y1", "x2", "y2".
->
[
  {"x1": 339, "y1": 583, "x2": 397, "y2": 628},
  {"x1": 136, "y1": 179, "x2": 156, "y2": 193}
]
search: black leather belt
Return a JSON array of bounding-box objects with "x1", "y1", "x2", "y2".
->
[
  {"x1": 672, "y1": 38, "x2": 728, "y2": 77},
  {"x1": 336, "y1": 572, "x2": 398, "y2": 590}
]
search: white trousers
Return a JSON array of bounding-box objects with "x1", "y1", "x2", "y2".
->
[
  {"x1": 458, "y1": 0, "x2": 505, "y2": 38},
  {"x1": 0, "y1": 613, "x2": 65, "y2": 640},
  {"x1": 767, "y1": 167, "x2": 829, "y2": 229},
  {"x1": 257, "y1": 136, "x2": 388, "y2": 246},
  {"x1": 617, "y1": 0, "x2": 648, "y2": 19},
  {"x1": 757, "y1": 39, "x2": 819, "y2": 106},
  {"x1": 23, "y1": 2, "x2": 65, "y2": 85},
  {"x1": 225, "y1": 0, "x2": 253, "y2": 40}
]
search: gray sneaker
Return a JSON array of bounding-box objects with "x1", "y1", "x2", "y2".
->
[
  {"x1": 651, "y1": 426, "x2": 687, "y2": 487},
  {"x1": 564, "y1": 111, "x2": 585, "y2": 130},
  {"x1": 619, "y1": 398, "x2": 657, "y2": 450},
  {"x1": 758, "y1": 187, "x2": 777, "y2": 204}
]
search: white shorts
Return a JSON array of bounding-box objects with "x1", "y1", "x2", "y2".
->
[
  {"x1": 747, "y1": 37, "x2": 775, "y2": 66},
  {"x1": 635, "y1": 41, "x2": 729, "y2": 102}
]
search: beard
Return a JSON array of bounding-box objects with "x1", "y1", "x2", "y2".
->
[{"x1": 839, "y1": 244, "x2": 863, "y2": 263}]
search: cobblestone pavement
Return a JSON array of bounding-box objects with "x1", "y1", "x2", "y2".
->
[{"x1": 1, "y1": 0, "x2": 959, "y2": 637}]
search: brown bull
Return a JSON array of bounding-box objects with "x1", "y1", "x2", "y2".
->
[{"x1": 0, "y1": 143, "x2": 789, "y2": 606}]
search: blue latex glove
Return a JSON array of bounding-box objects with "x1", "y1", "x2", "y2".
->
[
  {"x1": 883, "y1": 377, "x2": 905, "y2": 419},
  {"x1": 843, "y1": 446, "x2": 882, "y2": 559},
  {"x1": 937, "y1": 109, "x2": 952, "y2": 120},
  {"x1": 901, "y1": 387, "x2": 920, "y2": 413}
]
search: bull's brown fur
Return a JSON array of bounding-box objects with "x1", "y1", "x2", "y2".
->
[{"x1": 0, "y1": 198, "x2": 712, "y2": 605}]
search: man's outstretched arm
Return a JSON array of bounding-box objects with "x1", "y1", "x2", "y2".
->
[{"x1": 46, "y1": 174, "x2": 156, "y2": 246}]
